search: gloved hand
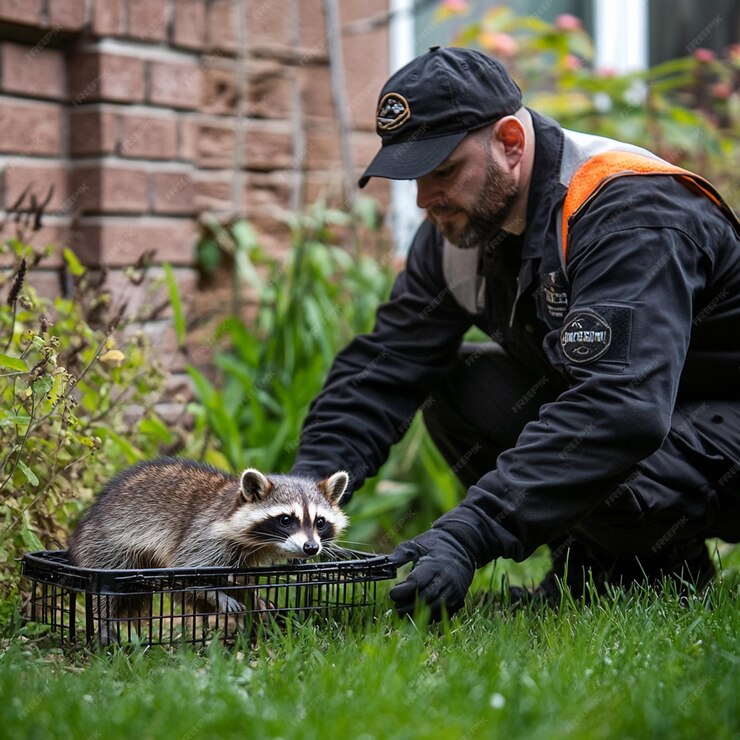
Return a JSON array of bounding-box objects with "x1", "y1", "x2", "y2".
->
[{"x1": 388, "y1": 528, "x2": 477, "y2": 621}]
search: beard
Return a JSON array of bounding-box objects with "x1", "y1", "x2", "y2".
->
[{"x1": 430, "y1": 157, "x2": 519, "y2": 249}]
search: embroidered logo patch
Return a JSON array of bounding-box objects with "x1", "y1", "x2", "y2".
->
[
  {"x1": 543, "y1": 270, "x2": 569, "y2": 319},
  {"x1": 377, "y1": 93, "x2": 411, "y2": 131},
  {"x1": 560, "y1": 309, "x2": 612, "y2": 364}
]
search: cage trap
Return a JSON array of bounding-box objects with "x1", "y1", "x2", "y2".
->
[{"x1": 21, "y1": 549, "x2": 396, "y2": 648}]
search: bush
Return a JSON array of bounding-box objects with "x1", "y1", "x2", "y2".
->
[{"x1": 0, "y1": 229, "x2": 183, "y2": 594}]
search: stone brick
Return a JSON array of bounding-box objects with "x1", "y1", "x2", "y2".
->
[
  {"x1": 47, "y1": 0, "x2": 88, "y2": 31},
  {"x1": 202, "y1": 65, "x2": 238, "y2": 115},
  {"x1": 127, "y1": 0, "x2": 168, "y2": 42},
  {"x1": 173, "y1": 0, "x2": 206, "y2": 50},
  {"x1": 72, "y1": 165, "x2": 149, "y2": 214},
  {"x1": 68, "y1": 51, "x2": 146, "y2": 105},
  {"x1": 149, "y1": 59, "x2": 202, "y2": 110},
  {"x1": 243, "y1": 171, "x2": 295, "y2": 214},
  {"x1": 352, "y1": 130, "x2": 380, "y2": 172},
  {"x1": 91, "y1": 0, "x2": 123, "y2": 35},
  {"x1": 296, "y1": 0, "x2": 326, "y2": 56},
  {"x1": 304, "y1": 171, "x2": 345, "y2": 209},
  {"x1": 343, "y1": 20, "x2": 388, "y2": 131},
  {"x1": 244, "y1": 121, "x2": 294, "y2": 172},
  {"x1": 151, "y1": 170, "x2": 196, "y2": 215},
  {"x1": 246, "y1": 0, "x2": 294, "y2": 49},
  {"x1": 0, "y1": 224, "x2": 69, "y2": 267},
  {"x1": 72, "y1": 217, "x2": 196, "y2": 266},
  {"x1": 196, "y1": 121, "x2": 236, "y2": 169},
  {"x1": 298, "y1": 64, "x2": 334, "y2": 120},
  {"x1": 0, "y1": 0, "x2": 42, "y2": 25},
  {"x1": 303, "y1": 125, "x2": 342, "y2": 171},
  {"x1": 69, "y1": 108, "x2": 117, "y2": 156},
  {"x1": 3, "y1": 163, "x2": 68, "y2": 211},
  {"x1": 104, "y1": 266, "x2": 197, "y2": 321},
  {"x1": 205, "y1": 0, "x2": 237, "y2": 53},
  {"x1": 0, "y1": 42, "x2": 66, "y2": 101},
  {"x1": 238, "y1": 214, "x2": 291, "y2": 260},
  {"x1": 246, "y1": 59, "x2": 293, "y2": 120},
  {"x1": 119, "y1": 113, "x2": 178, "y2": 160},
  {"x1": 22, "y1": 269, "x2": 65, "y2": 302},
  {"x1": 178, "y1": 117, "x2": 198, "y2": 162},
  {"x1": 0, "y1": 100, "x2": 62, "y2": 155},
  {"x1": 193, "y1": 171, "x2": 232, "y2": 212}
]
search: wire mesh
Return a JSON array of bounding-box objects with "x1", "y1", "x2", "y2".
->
[{"x1": 21, "y1": 550, "x2": 396, "y2": 648}]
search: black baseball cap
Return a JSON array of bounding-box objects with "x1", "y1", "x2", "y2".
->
[{"x1": 359, "y1": 46, "x2": 523, "y2": 188}]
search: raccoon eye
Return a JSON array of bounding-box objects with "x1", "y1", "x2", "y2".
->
[
  {"x1": 316, "y1": 516, "x2": 326, "y2": 530},
  {"x1": 279, "y1": 515, "x2": 292, "y2": 527}
]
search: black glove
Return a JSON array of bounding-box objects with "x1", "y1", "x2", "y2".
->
[{"x1": 388, "y1": 528, "x2": 477, "y2": 621}]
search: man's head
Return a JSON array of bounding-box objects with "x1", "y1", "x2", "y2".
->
[
  {"x1": 360, "y1": 47, "x2": 529, "y2": 248},
  {"x1": 359, "y1": 46, "x2": 523, "y2": 188}
]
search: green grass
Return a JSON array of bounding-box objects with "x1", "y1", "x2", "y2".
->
[{"x1": 2, "y1": 553, "x2": 739, "y2": 740}]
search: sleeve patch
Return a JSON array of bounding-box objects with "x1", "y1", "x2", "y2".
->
[{"x1": 560, "y1": 306, "x2": 632, "y2": 365}]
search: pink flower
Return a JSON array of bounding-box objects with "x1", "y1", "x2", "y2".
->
[
  {"x1": 564, "y1": 53, "x2": 582, "y2": 70},
  {"x1": 726, "y1": 44, "x2": 740, "y2": 62},
  {"x1": 555, "y1": 14, "x2": 583, "y2": 32},
  {"x1": 692, "y1": 48, "x2": 716, "y2": 63},
  {"x1": 711, "y1": 82, "x2": 732, "y2": 99},
  {"x1": 596, "y1": 67, "x2": 617, "y2": 78},
  {"x1": 480, "y1": 32, "x2": 519, "y2": 58},
  {"x1": 437, "y1": 0, "x2": 468, "y2": 16}
]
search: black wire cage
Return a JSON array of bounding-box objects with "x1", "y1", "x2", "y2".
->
[{"x1": 21, "y1": 550, "x2": 396, "y2": 648}]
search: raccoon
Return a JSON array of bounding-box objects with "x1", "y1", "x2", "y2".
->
[{"x1": 68, "y1": 456, "x2": 349, "y2": 642}]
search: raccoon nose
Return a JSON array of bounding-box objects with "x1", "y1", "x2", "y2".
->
[{"x1": 303, "y1": 541, "x2": 320, "y2": 557}]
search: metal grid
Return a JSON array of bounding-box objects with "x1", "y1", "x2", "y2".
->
[{"x1": 21, "y1": 550, "x2": 396, "y2": 648}]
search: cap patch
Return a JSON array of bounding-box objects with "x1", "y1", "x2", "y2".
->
[
  {"x1": 560, "y1": 309, "x2": 612, "y2": 364},
  {"x1": 377, "y1": 92, "x2": 411, "y2": 131}
]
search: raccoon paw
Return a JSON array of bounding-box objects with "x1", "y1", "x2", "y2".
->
[{"x1": 216, "y1": 591, "x2": 247, "y2": 614}]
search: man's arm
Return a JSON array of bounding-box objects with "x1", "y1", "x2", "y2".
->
[{"x1": 291, "y1": 220, "x2": 472, "y2": 493}]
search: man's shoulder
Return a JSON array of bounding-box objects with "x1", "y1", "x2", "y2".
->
[{"x1": 571, "y1": 174, "x2": 732, "y2": 245}]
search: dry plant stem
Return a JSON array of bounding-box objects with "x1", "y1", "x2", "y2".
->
[
  {"x1": 0, "y1": 448, "x2": 95, "y2": 542},
  {"x1": 0, "y1": 392, "x2": 37, "y2": 493},
  {"x1": 31, "y1": 331, "x2": 111, "y2": 430}
]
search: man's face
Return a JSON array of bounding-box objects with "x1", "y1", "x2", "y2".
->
[{"x1": 415, "y1": 129, "x2": 519, "y2": 249}]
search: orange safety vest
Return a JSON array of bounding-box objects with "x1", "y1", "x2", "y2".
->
[{"x1": 561, "y1": 151, "x2": 739, "y2": 263}]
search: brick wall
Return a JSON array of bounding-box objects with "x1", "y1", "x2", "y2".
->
[{"x1": 0, "y1": 0, "x2": 392, "y2": 400}]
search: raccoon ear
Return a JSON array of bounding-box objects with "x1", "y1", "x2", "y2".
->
[
  {"x1": 321, "y1": 470, "x2": 349, "y2": 505},
  {"x1": 240, "y1": 469, "x2": 271, "y2": 503}
]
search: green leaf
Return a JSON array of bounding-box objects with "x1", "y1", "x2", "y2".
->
[
  {"x1": 0, "y1": 415, "x2": 32, "y2": 426},
  {"x1": 0, "y1": 354, "x2": 27, "y2": 372},
  {"x1": 62, "y1": 247, "x2": 86, "y2": 277},
  {"x1": 163, "y1": 263, "x2": 186, "y2": 349},
  {"x1": 21, "y1": 510, "x2": 44, "y2": 551},
  {"x1": 17, "y1": 460, "x2": 39, "y2": 487},
  {"x1": 31, "y1": 375, "x2": 53, "y2": 396},
  {"x1": 97, "y1": 429, "x2": 141, "y2": 464},
  {"x1": 231, "y1": 220, "x2": 259, "y2": 253},
  {"x1": 138, "y1": 416, "x2": 175, "y2": 444}
]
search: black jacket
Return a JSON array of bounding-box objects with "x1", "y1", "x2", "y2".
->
[{"x1": 291, "y1": 110, "x2": 740, "y2": 563}]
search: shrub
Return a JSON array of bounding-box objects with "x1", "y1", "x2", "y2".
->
[{"x1": 0, "y1": 222, "x2": 182, "y2": 593}]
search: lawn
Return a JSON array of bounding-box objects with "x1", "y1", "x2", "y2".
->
[{"x1": 1, "y1": 547, "x2": 738, "y2": 740}]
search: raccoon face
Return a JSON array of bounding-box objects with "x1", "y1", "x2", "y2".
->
[
  {"x1": 252, "y1": 507, "x2": 338, "y2": 558},
  {"x1": 221, "y1": 469, "x2": 349, "y2": 559}
]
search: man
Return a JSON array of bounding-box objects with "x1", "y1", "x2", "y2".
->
[{"x1": 290, "y1": 46, "x2": 740, "y2": 619}]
